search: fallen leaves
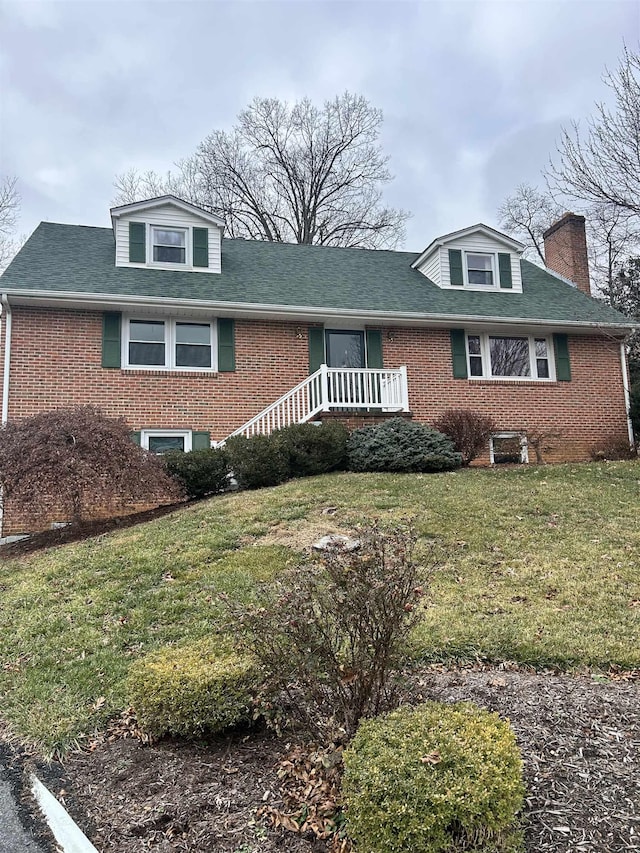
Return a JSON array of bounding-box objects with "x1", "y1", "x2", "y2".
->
[{"x1": 259, "y1": 743, "x2": 351, "y2": 849}]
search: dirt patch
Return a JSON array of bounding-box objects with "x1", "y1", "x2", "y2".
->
[
  {"x1": 37, "y1": 667, "x2": 639, "y2": 853},
  {"x1": 258, "y1": 517, "x2": 354, "y2": 552}
]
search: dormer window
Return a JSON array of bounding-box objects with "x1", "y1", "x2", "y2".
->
[
  {"x1": 111, "y1": 196, "x2": 225, "y2": 273},
  {"x1": 410, "y1": 224, "x2": 524, "y2": 291},
  {"x1": 152, "y1": 227, "x2": 186, "y2": 264},
  {"x1": 466, "y1": 253, "x2": 494, "y2": 287}
]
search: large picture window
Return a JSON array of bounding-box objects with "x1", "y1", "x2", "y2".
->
[
  {"x1": 466, "y1": 333, "x2": 553, "y2": 380},
  {"x1": 125, "y1": 318, "x2": 215, "y2": 371}
]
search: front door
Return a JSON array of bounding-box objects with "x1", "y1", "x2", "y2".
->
[{"x1": 325, "y1": 330, "x2": 365, "y2": 368}]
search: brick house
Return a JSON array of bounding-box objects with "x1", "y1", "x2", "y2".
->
[{"x1": 0, "y1": 196, "x2": 635, "y2": 535}]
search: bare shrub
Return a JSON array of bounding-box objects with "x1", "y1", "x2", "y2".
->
[
  {"x1": 525, "y1": 429, "x2": 563, "y2": 464},
  {"x1": 433, "y1": 409, "x2": 496, "y2": 466},
  {"x1": 590, "y1": 436, "x2": 637, "y2": 461},
  {"x1": 0, "y1": 406, "x2": 181, "y2": 526},
  {"x1": 224, "y1": 523, "x2": 440, "y2": 742}
]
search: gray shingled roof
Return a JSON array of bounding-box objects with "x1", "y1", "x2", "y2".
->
[{"x1": 0, "y1": 221, "x2": 632, "y2": 328}]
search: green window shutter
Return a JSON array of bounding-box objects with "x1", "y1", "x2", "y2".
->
[
  {"x1": 553, "y1": 334, "x2": 571, "y2": 381},
  {"x1": 498, "y1": 253, "x2": 513, "y2": 289},
  {"x1": 366, "y1": 329, "x2": 383, "y2": 368},
  {"x1": 102, "y1": 312, "x2": 121, "y2": 368},
  {"x1": 308, "y1": 326, "x2": 325, "y2": 373},
  {"x1": 217, "y1": 318, "x2": 235, "y2": 372},
  {"x1": 449, "y1": 249, "x2": 464, "y2": 286},
  {"x1": 450, "y1": 329, "x2": 468, "y2": 379},
  {"x1": 131, "y1": 431, "x2": 141, "y2": 446},
  {"x1": 192, "y1": 430, "x2": 211, "y2": 450},
  {"x1": 129, "y1": 222, "x2": 146, "y2": 263},
  {"x1": 193, "y1": 227, "x2": 208, "y2": 268}
]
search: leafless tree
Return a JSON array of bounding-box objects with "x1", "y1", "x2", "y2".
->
[
  {"x1": 497, "y1": 183, "x2": 562, "y2": 264},
  {"x1": 547, "y1": 45, "x2": 640, "y2": 218},
  {"x1": 0, "y1": 176, "x2": 21, "y2": 271},
  {"x1": 113, "y1": 93, "x2": 409, "y2": 249},
  {"x1": 497, "y1": 182, "x2": 639, "y2": 294},
  {"x1": 586, "y1": 203, "x2": 640, "y2": 294}
]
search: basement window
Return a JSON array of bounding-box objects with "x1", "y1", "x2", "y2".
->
[
  {"x1": 490, "y1": 433, "x2": 528, "y2": 465},
  {"x1": 141, "y1": 430, "x2": 192, "y2": 454}
]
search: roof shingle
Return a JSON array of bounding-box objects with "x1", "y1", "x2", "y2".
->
[{"x1": 0, "y1": 222, "x2": 632, "y2": 328}]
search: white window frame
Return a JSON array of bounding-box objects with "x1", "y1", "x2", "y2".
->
[
  {"x1": 464, "y1": 251, "x2": 497, "y2": 289},
  {"x1": 123, "y1": 316, "x2": 217, "y2": 372},
  {"x1": 149, "y1": 225, "x2": 190, "y2": 267},
  {"x1": 466, "y1": 332, "x2": 555, "y2": 382},
  {"x1": 141, "y1": 430, "x2": 192, "y2": 454},
  {"x1": 490, "y1": 433, "x2": 529, "y2": 464}
]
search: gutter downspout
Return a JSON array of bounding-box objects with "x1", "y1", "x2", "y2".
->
[
  {"x1": 0, "y1": 293, "x2": 11, "y2": 540},
  {"x1": 620, "y1": 341, "x2": 635, "y2": 447},
  {"x1": 1, "y1": 293, "x2": 11, "y2": 425}
]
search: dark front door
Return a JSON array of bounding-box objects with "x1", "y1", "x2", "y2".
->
[{"x1": 325, "y1": 330, "x2": 365, "y2": 368}]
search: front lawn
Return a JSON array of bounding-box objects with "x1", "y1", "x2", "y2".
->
[{"x1": 0, "y1": 462, "x2": 638, "y2": 755}]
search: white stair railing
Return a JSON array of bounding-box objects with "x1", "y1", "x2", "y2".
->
[{"x1": 221, "y1": 364, "x2": 408, "y2": 443}]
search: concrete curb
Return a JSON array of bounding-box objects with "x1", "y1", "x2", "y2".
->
[{"x1": 30, "y1": 774, "x2": 99, "y2": 853}]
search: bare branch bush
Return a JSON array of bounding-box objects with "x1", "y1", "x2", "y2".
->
[
  {"x1": 524, "y1": 429, "x2": 564, "y2": 464},
  {"x1": 113, "y1": 93, "x2": 409, "y2": 249},
  {"x1": 432, "y1": 409, "x2": 496, "y2": 466},
  {"x1": 223, "y1": 523, "x2": 440, "y2": 742}
]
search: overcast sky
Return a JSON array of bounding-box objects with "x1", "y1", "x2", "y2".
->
[{"x1": 1, "y1": 0, "x2": 639, "y2": 252}]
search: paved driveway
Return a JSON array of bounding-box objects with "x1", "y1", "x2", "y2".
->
[{"x1": 0, "y1": 763, "x2": 47, "y2": 852}]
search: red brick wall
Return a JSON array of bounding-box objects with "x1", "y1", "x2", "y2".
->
[
  {"x1": 1, "y1": 307, "x2": 312, "y2": 439},
  {"x1": 0, "y1": 306, "x2": 631, "y2": 534},
  {"x1": 383, "y1": 327, "x2": 629, "y2": 462}
]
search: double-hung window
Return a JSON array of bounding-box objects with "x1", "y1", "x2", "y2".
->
[
  {"x1": 125, "y1": 318, "x2": 214, "y2": 371},
  {"x1": 466, "y1": 333, "x2": 553, "y2": 380},
  {"x1": 466, "y1": 253, "x2": 494, "y2": 287},
  {"x1": 151, "y1": 227, "x2": 187, "y2": 264}
]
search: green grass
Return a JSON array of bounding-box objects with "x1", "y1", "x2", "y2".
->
[{"x1": 1, "y1": 462, "x2": 639, "y2": 755}]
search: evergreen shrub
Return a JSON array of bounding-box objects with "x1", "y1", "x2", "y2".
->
[
  {"x1": 163, "y1": 447, "x2": 230, "y2": 499},
  {"x1": 127, "y1": 639, "x2": 256, "y2": 739},
  {"x1": 225, "y1": 433, "x2": 290, "y2": 489},
  {"x1": 342, "y1": 702, "x2": 525, "y2": 853},
  {"x1": 273, "y1": 420, "x2": 348, "y2": 478},
  {"x1": 347, "y1": 417, "x2": 462, "y2": 473}
]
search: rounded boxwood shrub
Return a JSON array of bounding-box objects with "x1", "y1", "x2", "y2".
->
[
  {"x1": 342, "y1": 702, "x2": 525, "y2": 853},
  {"x1": 163, "y1": 447, "x2": 230, "y2": 499},
  {"x1": 273, "y1": 420, "x2": 348, "y2": 478},
  {"x1": 347, "y1": 417, "x2": 462, "y2": 473},
  {"x1": 126, "y1": 639, "x2": 257, "y2": 739},
  {"x1": 225, "y1": 433, "x2": 290, "y2": 489}
]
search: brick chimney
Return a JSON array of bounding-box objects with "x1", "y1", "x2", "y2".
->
[{"x1": 542, "y1": 212, "x2": 591, "y2": 296}]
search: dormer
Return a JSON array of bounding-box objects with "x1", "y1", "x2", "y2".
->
[
  {"x1": 411, "y1": 224, "x2": 525, "y2": 292},
  {"x1": 110, "y1": 195, "x2": 225, "y2": 274}
]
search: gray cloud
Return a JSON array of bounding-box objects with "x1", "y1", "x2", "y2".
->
[{"x1": 1, "y1": 0, "x2": 638, "y2": 252}]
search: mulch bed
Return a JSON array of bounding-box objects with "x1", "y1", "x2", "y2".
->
[
  {"x1": 0, "y1": 502, "x2": 187, "y2": 559},
  {"x1": 31, "y1": 666, "x2": 639, "y2": 852}
]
